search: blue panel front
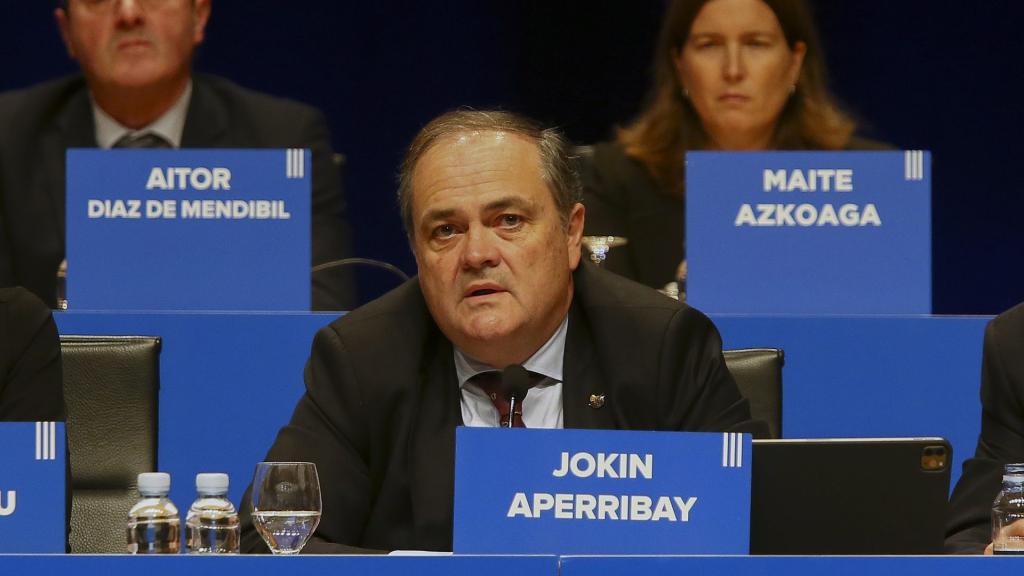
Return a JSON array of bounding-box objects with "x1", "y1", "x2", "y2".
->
[
  {"x1": 56, "y1": 312, "x2": 336, "y2": 509},
  {"x1": 713, "y1": 314, "x2": 988, "y2": 489}
]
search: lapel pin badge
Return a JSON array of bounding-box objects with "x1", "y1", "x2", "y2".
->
[{"x1": 588, "y1": 394, "x2": 606, "y2": 409}]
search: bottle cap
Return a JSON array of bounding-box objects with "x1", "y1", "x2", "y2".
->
[
  {"x1": 137, "y1": 472, "x2": 171, "y2": 496},
  {"x1": 195, "y1": 472, "x2": 230, "y2": 495}
]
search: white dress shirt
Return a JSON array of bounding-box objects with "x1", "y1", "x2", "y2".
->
[
  {"x1": 91, "y1": 80, "x2": 193, "y2": 149},
  {"x1": 455, "y1": 315, "x2": 567, "y2": 429}
]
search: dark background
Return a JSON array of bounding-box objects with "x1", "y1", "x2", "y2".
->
[{"x1": 4, "y1": 1, "x2": 1021, "y2": 314}]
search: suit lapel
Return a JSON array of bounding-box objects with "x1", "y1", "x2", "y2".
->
[
  {"x1": 563, "y1": 299, "x2": 616, "y2": 430},
  {"x1": 181, "y1": 76, "x2": 228, "y2": 146},
  {"x1": 48, "y1": 86, "x2": 97, "y2": 244},
  {"x1": 408, "y1": 330, "x2": 461, "y2": 550}
]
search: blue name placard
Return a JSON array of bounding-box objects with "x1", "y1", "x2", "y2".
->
[
  {"x1": 0, "y1": 422, "x2": 66, "y2": 552},
  {"x1": 453, "y1": 428, "x2": 751, "y2": 554},
  {"x1": 66, "y1": 149, "x2": 311, "y2": 311},
  {"x1": 686, "y1": 151, "x2": 931, "y2": 314}
]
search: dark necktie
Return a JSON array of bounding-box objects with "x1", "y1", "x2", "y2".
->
[
  {"x1": 470, "y1": 370, "x2": 545, "y2": 428},
  {"x1": 113, "y1": 132, "x2": 172, "y2": 149}
]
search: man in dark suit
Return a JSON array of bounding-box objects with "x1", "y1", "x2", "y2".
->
[
  {"x1": 238, "y1": 110, "x2": 762, "y2": 554},
  {"x1": 0, "y1": 287, "x2": 64, "y2": 422},
  {"x1": 0, "y1": 0, "x2": 353, "y2": 310},
  {"x1": 946, "y1": 301, "x2": 1024, "y2": 554}
]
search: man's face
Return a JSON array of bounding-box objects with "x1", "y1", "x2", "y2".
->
[
  {"x1": 56, "y1": 0, "x2": 210, "y2": 92},
  {"x1": 411, "y1": 131, "x2": 584, "y2": 367}
]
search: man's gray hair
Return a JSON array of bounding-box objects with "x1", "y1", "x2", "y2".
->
[{"x1": 397, "y1": 109, "x2": 582, "y2": 237}]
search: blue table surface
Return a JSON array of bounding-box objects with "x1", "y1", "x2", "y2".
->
[
  {"x1": 560, "y1": 555, "x2": 1020, "y2": 575},
  {"x1": 0, "y1": 554, "x2": 1015, "y2": 575},
  {"x1": 0, "y1": 554, "x2": 556, "y2": 575}
]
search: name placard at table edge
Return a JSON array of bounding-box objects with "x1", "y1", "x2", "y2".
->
[
  {"x1": 686, "y1": 151, "x2": 930, "y2": 314},
  {"x1": 454, "y1": 428, "x2": 751, "y2": 554},
  {"x1": 66, "y1": 148, "x2": 311, "y2": 311},
  {"x1": 0, "y1": 422, "x2": 66, "y2": 553}
]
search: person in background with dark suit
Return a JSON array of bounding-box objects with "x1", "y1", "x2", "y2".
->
[
  {"x1": 238, "y1": 110, "x2": 764, "y2": 553},
  {"x1": 0, "y1": 0, "x2": 354, "y2": 310},
  {"x1": 0, "y1": 287, "x2": 64, "y2": 421},
  {"x1": 946, "y1": 302, "x2": 1024, "y2": 554},
  {"x1": 580, "y1": 0, "x2": 884, "y2": 294}
]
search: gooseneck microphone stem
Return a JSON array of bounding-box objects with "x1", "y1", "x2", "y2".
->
[{"x1": 505, "y1": 394, "x2": 519, "y2": 428}]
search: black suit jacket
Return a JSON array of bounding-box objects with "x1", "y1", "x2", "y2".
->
[
  {"x1": 239, "y1": 263, "x2": 763, "y2": 553},
  {"x1": 0, "y1": 74, "x2": 353, "y2": 310},
  {"x1": 0, "y1": 286, "x2": 64, "y2": 421},
  {"x1": 946, "y1": 302, "x2": 1024, "y2": 553}
]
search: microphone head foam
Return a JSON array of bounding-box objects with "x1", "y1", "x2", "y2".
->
[{"x1": 501, "y1": 364, "x2": 531, "y2": 400}]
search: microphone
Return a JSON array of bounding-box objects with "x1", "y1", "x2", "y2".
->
[{"x1": 501, "y1": 364, "x2": 531, "y2": 428}]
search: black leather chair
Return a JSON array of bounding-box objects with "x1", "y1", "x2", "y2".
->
[
  {"x1": 60, "y1": 335, "x2": 161, "y2": 553},
  {"x1": 723, "y1": 348, "x2": 784, "y2": 439}
]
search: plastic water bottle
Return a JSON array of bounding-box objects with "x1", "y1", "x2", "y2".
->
[
  {"x1": 186, "y1": 473, "x2": 240, "y2": 554},
  {"x1": 993, "y1": 463, "x2": 1024, "y2": 554},
  {"x1": 127, "y1": 472, "x2": 180, "y2": 554}
]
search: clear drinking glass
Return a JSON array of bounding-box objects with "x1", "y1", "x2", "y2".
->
[
  {"x1": 581, "y1": 236, "x2": 628, "y2": 266},
  {"x1": 250, "y1": 462, "x2": 322, "y2": 555}
]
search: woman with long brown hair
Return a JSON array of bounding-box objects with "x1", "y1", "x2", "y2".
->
[{"x1": 581, "y1": 0, "x2": 884, "y2": 291}]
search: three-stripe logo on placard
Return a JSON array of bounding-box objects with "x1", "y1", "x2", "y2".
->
[
  {"x1": 721, "y1": 433, "x2": 743, "y2": 468},
  {"x1": 35, "y1": 421, "x2": 57, "y2": 461},
  {"x1": 904, "y1": 150, "x2": 924, "y2": 181},
  {"x1": 286, "y1": 149, "x2": 305, "y2": 179}
]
